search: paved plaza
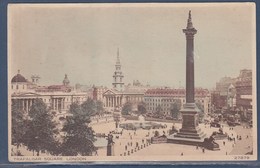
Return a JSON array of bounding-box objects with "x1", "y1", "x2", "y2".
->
[
  {"x1": 91, "y1": 119, "x2": 253, "y2": 157},
  {"x1": 12, "y1": 116, "x2": 253, "y2": 157}
]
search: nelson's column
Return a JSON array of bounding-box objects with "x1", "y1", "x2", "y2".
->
[{"x1": 168, "y1": 11, "x2": 206, "y2": 145}]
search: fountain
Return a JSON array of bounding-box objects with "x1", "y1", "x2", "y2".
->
[{"x1": 119, "y1": 115, "x2": 165, "y2": 130}]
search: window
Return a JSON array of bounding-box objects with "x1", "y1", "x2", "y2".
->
[{"x1": 16, "y1": 85, "x2": 18, "y2": 89}]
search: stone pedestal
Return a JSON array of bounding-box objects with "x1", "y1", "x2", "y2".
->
[
  {"x1": 107, "y1": 143, "x2": 114, "y2": 156},
  {"x1": 168, "y1": 103, "x2": 206, "y2": 145}
]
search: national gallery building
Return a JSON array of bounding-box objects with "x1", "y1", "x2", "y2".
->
[{"x1": 10, "y1": 71, "x2": 92, "y2": 118}]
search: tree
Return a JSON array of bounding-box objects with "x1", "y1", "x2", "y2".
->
[
  {"x1": 137, "y1": 102, "x2": 147, "y2": 115},
  {"x1": 11, "y1": 100, "x2": 27, "y2": 154},
  {"x1": 170, "y1": 100, "x2": 182, "y2": 119},
  {"x1": 23, "y1": 98, "x2": 59, "y2": 156},
  {"x1": 122, "y1": 102, "x2": 133, "y2": 115},
  {"x1": 156, "y1": 105, "x2": 163, "y2": 116},
  {"x1": 60, "y1": 102, "x2": 97, "y2": 156},
  {"x1": 81, "y1": 98, "x2": 97, "y2": 116},
  {"x1": 96, "y1": 100, "x2": 104, "y2": 115}
]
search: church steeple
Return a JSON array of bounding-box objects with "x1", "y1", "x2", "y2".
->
[
  {"x1": 112, "y1": 48, "x2": 124, "y2": 91},
  {"x1": 116, "y1": 48, "x2": 120, "y2": 64}
]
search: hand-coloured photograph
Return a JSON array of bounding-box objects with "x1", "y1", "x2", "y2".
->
[{"x1": 8, "y1": 3, "x2": 257, "y2": 162}]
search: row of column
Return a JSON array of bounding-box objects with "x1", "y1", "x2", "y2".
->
[
  {"x1": 19, "y1": 99, "x2": 35, "y2": 113},
  {"x1": 51, "y1": 98, "x2": 65, "y2": 111},
  {"x1": 105, "y1": 96, "x2": 122, "y2": 108},
  {"x1": 14, "y1": 98, "x2": 67, "y2": 112},
  {"x1": 125, "y1": 96, "x2": 142, "y2": 103},
  {"x1": 11, "y1": 98, "x2": 35, "y2": 113}
]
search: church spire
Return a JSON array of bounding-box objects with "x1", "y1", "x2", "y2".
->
[
  {"x1": 116, "y1": 48, "x2": 120, "y2": 64},
  {"x1": 112, "y1": 48, "x2": 124, "y2": 91}
]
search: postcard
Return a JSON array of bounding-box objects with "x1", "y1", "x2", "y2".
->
[{"x1": 8, "y1": 3, "x2": 257, "y2": 162}]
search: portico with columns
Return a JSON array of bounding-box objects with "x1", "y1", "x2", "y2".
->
[
  {"x1": 103, "y1": 89, "x2": 144, "y2": 112},
  {"x1": 11, "y1": 92, "x2": 89, "y2": 114},
  {"x1": 103, "y1": 90, "x2": 124, "y2": 111},
  {"x1": 12, "y1": 95, "x2": 67, "y2": 113}
]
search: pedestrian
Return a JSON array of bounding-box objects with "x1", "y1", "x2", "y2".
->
[
  {"x1": 202, "y1": 148, "x2": 205, "y2": 153},
  {"x1": 181, "y1": 152, "x2": 183, "y2": 156},
  {"x1": 226, "y1": 151, "x2": 228, "y2": 155},
  {"x1": 223, "y1": 141, "x2": 225, "y2": 146},
  {"x1": 196, "y1": 145, "x2": 198, "y2": 149}
]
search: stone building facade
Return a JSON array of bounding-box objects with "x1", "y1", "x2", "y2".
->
[
  {"x1": 211, "y1": 69, "x2": 252, "y2": 112},
  {"x1": 144, "y1": 88, "x2": 211, "y2": 116},
  {"x1": 11, "y1": 71, "x2": 91, "y2": 118}
]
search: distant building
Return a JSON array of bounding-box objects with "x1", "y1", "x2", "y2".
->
[
  {"x1": 211, "y1": 69, "x2": 252, "y2": 113},
  {"x1": 235, "y1": 69, "x2": 252, "y2": 111},
  {"x1": 93, "y1": 86, "x2": 108, "y2": 102},
  {"x1": 103, "y1": 89, "x2": 144, "y2": 112},
  {"x1": 216, "y1": 76, "x2": 236, "y2": 95},
  {"x1": 11, "y1": 71, "x2": 91, "y2": 118},
  {"x1": 144, "y1": 88, "x2": 211, "y2": 116},
  {"x1": 102, "y1": 50, "x2": 151, "y2": 112}
]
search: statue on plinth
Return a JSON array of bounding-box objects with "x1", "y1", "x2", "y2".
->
[{"x1": 107, "y1": 133, "x2": 115, "y2": 156}]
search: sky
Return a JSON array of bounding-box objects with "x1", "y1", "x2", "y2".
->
[{"x1": 8, "y1": 3, "x2": 256, "y2": 89}]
